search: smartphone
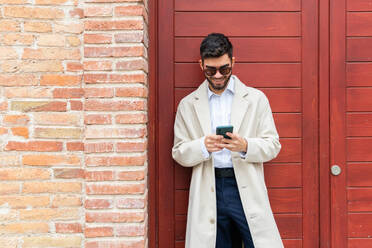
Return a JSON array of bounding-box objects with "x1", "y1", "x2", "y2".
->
[{"x1": 216, "y1": 125, "x2": 234, "y2": 139}]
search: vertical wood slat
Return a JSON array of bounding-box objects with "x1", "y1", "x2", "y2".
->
[{"x1": 330, "y1": 0, "x2": 348, "y2": 247}]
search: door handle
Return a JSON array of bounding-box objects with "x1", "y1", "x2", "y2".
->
[{"x1": 331, "y1": 165, "x2": 341, "y2": 176}]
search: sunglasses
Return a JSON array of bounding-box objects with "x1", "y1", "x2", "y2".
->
[{"x1": 203, "y1": 65, "x2": 232, "y2": 77}]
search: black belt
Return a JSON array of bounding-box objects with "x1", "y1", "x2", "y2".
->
[{"x1": 215, "y1": 168, "x2": 235, "y2": 178}]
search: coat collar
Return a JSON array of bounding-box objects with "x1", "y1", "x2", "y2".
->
[{"x1": 192, "y1": 75, "x2": 251, "y2": 135}]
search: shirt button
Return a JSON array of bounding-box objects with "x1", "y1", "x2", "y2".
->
[
  {"x1": 210, "y1": 218, "x2": 215, "y2": 224},
  {"x1": 211, "y1": 187, "x2": 214, "y2": 192}
]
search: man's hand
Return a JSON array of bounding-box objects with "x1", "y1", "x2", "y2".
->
[
  {"x1": 217, "y1": 132, "x2": 247, "y2": 153},
  {"x1": 204, "y1": 134, "x2": 224, "y2": 153}
]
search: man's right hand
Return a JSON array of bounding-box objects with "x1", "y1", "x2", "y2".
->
[{"x1": 204, "y1": 134, "x2": 224, "y2": 153}]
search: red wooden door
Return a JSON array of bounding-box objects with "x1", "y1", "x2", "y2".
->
[
  {"x1": 330, "y1": 0, "x2": 372, "y2": 247},
  {"x1": 156, "y1": 0, "x2": 319, "y2": 247}
]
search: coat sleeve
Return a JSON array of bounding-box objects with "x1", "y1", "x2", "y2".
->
[
  {"x1": 243, "y1": 94, "x2": 281, "y2": 163},
  {"x1": 172, "y1": 102, "x2": 210, "y2": 167}
]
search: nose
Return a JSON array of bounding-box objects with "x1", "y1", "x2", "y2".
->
[{"x1": 214, "y1": 70, "x2": 223, "y2": 78}]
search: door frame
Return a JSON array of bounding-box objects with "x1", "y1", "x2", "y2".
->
[{"x1": 148, "y1": 0, "x2": 335, "y2": 247}]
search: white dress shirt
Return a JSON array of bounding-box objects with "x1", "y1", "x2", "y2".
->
[{"x1": 200, "y1": 75, "x2": 246, "y2": 168}]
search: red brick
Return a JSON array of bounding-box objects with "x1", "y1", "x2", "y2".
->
[
  {"x1": 86, "y1": 183, "x2": 145, "y2": 195},
  {"x1": 23, "y1": 236, "x2": 81, "y2": 247},
  {"x1": 84, "y1": 73, "x2": 145, "y2": 84},
  {"x1": 116, "y1": 198, "x2": 145, "y2": 209},
  {"x1": 0, "y1": 126, "x2": 8, "y2": 135},
  {"x1": 84, "y1": 46, "x2": 144, "y2": 58},
  {"x1": 70, "y1": 100, "x2": 83, "y2": 110},
  {"x1": 0, "y1": 75, "x2": 38, "y2": 86},
  {"x1": 116, "y1": 141, "x2": 147, "y2": 152},
  {"x1": 35, "y1": 0, "x2": 68, "y2": 4},
  {"x1": 0, "y1": 155, "x2": 19, "y2": 167},
  {"x1": 85, "y1": 199, "x2": 113, "y2": 209},
  {"x1": 116, "y1": 59, "x2": 147, "y2": 71},
  {"x1": 0, "y1": 20, "x2": 20, "y2": 32},
  {"x1": 53, "y1": 88, "x2": 84, "y2": 98},
  {"x1": 40, "y1": 75, "x2": 82, "y2": 86},
  {"x1": 52, "y1": 195, "x2": 82, "y2": 207},
  {"x1": 84, "y1": 114, "x2": 112, "y2": 124},
  {"x1": 5, "y1": 87, "x2": 51, "y2": 98},
  {"x1": 86, "y1": 155, "x2": 146, "y2": 166},
  {"x1": 83, "y1": 61, "x2": 112, "y2": 71},
  {"x1": 69, "y1": 8, "x2": 84, "y2": 18},
  {"x1": 85, "y1": 127, "x2": 146, "y2": 139},
  {"x1": 54, "y1": 169, "x2": 85, "y2": 179},
  {"x1": 85, "y1": 20, "x2": 143, "y2": 31},
  {"x1": 84, "y1": 99, "x2": 145, "y2": 111},
  {"x1": 115, "y1": 5, "x2": 144, "y2": 16},
  {"x1": 85, "y1": 171, "x2": 114, "y2": 181},
  {"x1": 11, "y1": 127, "x2": 29, "y2": 138},
  {"x1": 67, "y1": 62, "x2": 83, "y2": 71},
  {"x1": 3, "y1": 33, "x2": 34, "y2": 46},
  {"x1": 86, "y1": 211, "x2": 144, "y2": 223},
  {"x1": 115, "y1": 224, "x2": 145, "y2": 236},
  {"x1": 11, "y1": 101, "x2": 67, "y2": 112},
  {"x1": 0, "y1": 127, "x2": 8, "y2": 135},
  {"x1": 0, "y1": 222, "x2": 49, "y2": 234},
  {"x1": 5, "y1": 141, "x2": 63, "y2": 152},
  {"x1": 115, "y1": 113, "x2": 147, "y2": 124},
  {"x1": 0, "y1": 182, "x2": 20, "y2": 194},
  {"x1": 0, "y1": 196, "x2": 49, "y2": 208},
  {"x1": 114, "y1": 31, "x2": 144, "y2": 43},
  {"x1": 24, "y1": 21, "x2": 52, "y2": 32},
  {"x1": 66, "y1": 36, "x2": 80, "y2": 47},
  {"x1": 23, "y1": 48, "x2": 80, "y2": 60},
  {"x1": 85, "y1": 6, "x2": 112, "y2": 17},
  {"x1": 0, "y1": 47, "x2": 18, "y2": 59},
  {"x1": 0, "y1": 168, "x2": 50, "y2": 180},
  {"x1": 86, "y1": 240, "x2": 145, "y2": 248},
  {"x1": 33, "y1": 113, "x2": 80, "y2": 125},
  {"x1": 84, "y1": 142, "x2": 114, "y2": 153},
  {"x1": 19, "y1": 60, "x2": 64, "y2": 72},
  {"x1": 67, "y1": 142, "x2": 84, "y2": 151},
  {"x1": 22, "y1": 182, "x2": 81, "y2": 193},
  {"x1": 23, "y1": 154, "x2": 81, "y2": 166},
  {"x1": 55, "y1": 22, "x2": 84, "y2": 34},
  {"x1": 19, "y1": 208, "x2": 79, "y2": 220},
  {"x1": 3, "y1": 114, "x2": 30, "y2": 125},
  {"x1": 85, "y1": 226, "x2": 113, "y2": 238},
  {"x1": 116, "y1": 86, "x2": 148, "y2": 97},
  {"x1": 4, "y1": 6, "x2": 64, "y2": 19},
  {"x1": 55, "y1": 223, "x2": 82, "y2": 233},
  {"x1": 84, "y1": 34, "x2": 112, "y2": 44},
  {"x1": 37, "y1": 34, "x2": 65, "y2": 47},
  {"x1": 117, "y1": 170, "x2": 145, "y2": 181},
  {"x1": 0, "y1": 101, "x2": 8, "y2": 111},
  {"x1": 84, "y1": 88, "x2": 114, "y2": 98}
]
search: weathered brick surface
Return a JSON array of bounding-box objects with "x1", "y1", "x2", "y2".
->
[{"x1": 0, "y1": 0, "x2": 148, "y2": 246}]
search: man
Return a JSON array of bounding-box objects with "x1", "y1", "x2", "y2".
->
[{"x1": 172, "y1": 33, "x2": 284, "y2": 248}]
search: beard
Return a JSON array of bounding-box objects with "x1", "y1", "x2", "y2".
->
[{"x1": 206, "y1": 73, "x2": 232, "y2": 92}]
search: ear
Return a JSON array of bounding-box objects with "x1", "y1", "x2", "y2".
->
[
  {"x1": 231, "y1": 57, "x2": 235, "y2": 67},
  {"x1": 199, "y1": 59, "x2": 204, "y2": 71}
]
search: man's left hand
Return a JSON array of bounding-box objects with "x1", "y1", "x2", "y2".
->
[{"x1": 217, "y1": 132, "x2": 247, "y2": 153}]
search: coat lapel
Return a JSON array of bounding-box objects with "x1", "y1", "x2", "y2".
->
[
  {"x1": 231, "y1": 76, "x2": 250, "y2": 133},
  {"x1": 193, "y1": 80, "x2": 212, "y2": 136}
]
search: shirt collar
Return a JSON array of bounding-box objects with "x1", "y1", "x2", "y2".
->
[{"x1": 207, "y1": 75, "x2": 235, "y2": 99}]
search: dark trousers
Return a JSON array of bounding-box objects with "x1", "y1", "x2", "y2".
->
[{"x1": 215, "y1": 175, "x2": 255, "y2": 248}]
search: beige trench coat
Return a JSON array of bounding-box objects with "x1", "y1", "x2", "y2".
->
[{"x1": 172, "y1": 75, "x2": 284, "y2": 248}]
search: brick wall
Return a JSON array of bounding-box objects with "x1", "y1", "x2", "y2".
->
[{"x1": 0, "y1": 0, "x2": 149, "y2": 247}]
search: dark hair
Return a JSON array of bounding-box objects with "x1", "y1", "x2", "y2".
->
[{"x1": 200, "y1": 33, "x2": 233, "y2": 62}]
